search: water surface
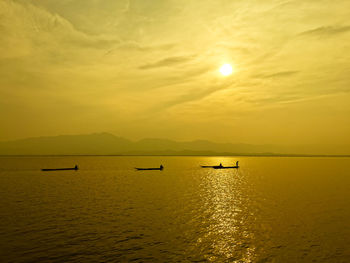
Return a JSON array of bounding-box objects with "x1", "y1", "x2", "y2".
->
[{"x1": 0, "y1": 156, "x2": 349, "y2": 262}]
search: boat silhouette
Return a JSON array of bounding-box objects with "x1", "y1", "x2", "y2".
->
[
  {"x1": 135, "y1": 165, "x2": 164, "y2": 171},
  {"x1": 41, "y1": 165, "x2": 79, "y2": 171},
  {"x1": 201, "y1": 161, "x2": 239, "y2": 169}
]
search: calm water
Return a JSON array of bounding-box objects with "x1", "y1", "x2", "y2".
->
[{"x1": 0, "y1": 156, "x2": 349, "y2": 262}]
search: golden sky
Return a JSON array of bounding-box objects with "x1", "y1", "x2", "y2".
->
[{"x1": 1, "y1": 0, "x2": 350, "y2": 146}]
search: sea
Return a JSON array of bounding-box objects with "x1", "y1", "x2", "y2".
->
[{"x1": 0, "y1": 156, "x2": 349, "y2": 262}]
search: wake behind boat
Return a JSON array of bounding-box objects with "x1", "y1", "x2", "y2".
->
[
  {"x1": 41, "y1": 165, "x2": 79, "y2": 171},
  {"x1": 201, "y1": 161, "x2": 239, "y2": 169},
  {"x1": 135, "y1": 165, "x2": 164, "y2": 171}
]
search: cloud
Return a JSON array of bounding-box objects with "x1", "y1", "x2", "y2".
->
[
  {"x1": 0, "y1": 0, "x2": 123, "y2": 62},
  {"x1": 157, "y1": 80, "x2": 235, "y2": 110},
  {"x1": 254, "y1": 71, "x2": 299, "y2": 79},
  {"x1": 244, "y1": 94, "x2": 303, "y2": 105},
  {"x1": 138, "y1": 55, "x2": 195, "y2": 70},
  {"x1": 104, "y1": 42, "x2": 176, "y2": 55},
  {"x1": 299, "y1": 25, "x2": 350, "y2": 37}
]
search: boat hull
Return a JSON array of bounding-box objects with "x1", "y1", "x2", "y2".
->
[
  {"x1": 41, "y1": 168, "x2": 78, "y2": 171},
  {"x1": 213, "y1": 166, "x2": 239, "y2": 169},
  {"x1": 201, "y1": 165, "x2": 239, "y2": 169},
  {"x1": 135, "y1": 168, "x2": 163, "y2": 171}
]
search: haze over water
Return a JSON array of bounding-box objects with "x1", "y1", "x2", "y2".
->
[{"x1": 0, "y1": 156, "x2": 349, "y2": 262}]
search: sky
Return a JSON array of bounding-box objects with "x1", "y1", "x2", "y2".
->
[{"x1": 1, "y1": 0, "x2": 350, "y2": 147}]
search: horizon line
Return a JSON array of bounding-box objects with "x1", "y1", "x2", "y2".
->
[{"x1": 1, "y1": 154, "x2": 350, "y2": 158}]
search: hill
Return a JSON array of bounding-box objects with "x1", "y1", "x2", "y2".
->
[{"x1": 0, "y1": 133, "x2": 349, "y2": 155}]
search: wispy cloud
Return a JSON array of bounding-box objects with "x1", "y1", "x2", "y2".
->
[
  {"x1": 157, "y1": 80, "x2": 235, "y2": 110},
  {"x1": 299, "y1": 25, "x2": 350, "y2": 37},
  {"x1": 254, "y1": 71, "x2": 299, "y2": 79},
  {"x1": 104, "y1": 42, "x2": 176, "y2": 55},
  {"x1": 138, "y1": 55, "x2": 195, "y2": 70}
]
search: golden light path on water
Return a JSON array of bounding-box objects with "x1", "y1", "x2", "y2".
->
[{"x1": 195, "y1": 157, "x2": 257, "y2": 262}]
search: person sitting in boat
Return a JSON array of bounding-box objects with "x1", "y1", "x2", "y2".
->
[
  {"x1": 160, "y1": 165, "x2": 163, "y2": 170},
  {"x1": 74, "y1": 165, "x2": 79, "y2": 170},
  {"x1": 219, "y1": 163, "x2": 223, "y2": 167}
]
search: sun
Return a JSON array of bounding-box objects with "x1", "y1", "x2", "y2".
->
[{"x1": 219, "y1": 63, "x2": 233, "y2": 76}]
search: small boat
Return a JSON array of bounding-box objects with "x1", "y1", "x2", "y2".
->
[
  {"x1": 213, "y1": 165, "x2": 239, "y2": 169},
  {"x1": 41, "y1": 165, "x2": 79, "y2": 171},
  {"x1": 135, "y1": 165, "x2": 164, "y2": 171},
  {"x1": 201, "y1": 161, "x2": 239, "y2": 169}
]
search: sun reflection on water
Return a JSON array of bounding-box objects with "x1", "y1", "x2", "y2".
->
[{"x1": 196, "y1": 158, "x2": 257, "y2": 262}]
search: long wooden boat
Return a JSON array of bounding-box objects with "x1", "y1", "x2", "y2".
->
[
  {"x1": 41, "y1": 165, "x2": 79, "y2": 171},
  {"x1": 135, "y1": 165, "x2": 163, "y2": 171},
  {"x1": 213, "y1": 166, "x2": 238, "y2": 169},
  {"x1": 201, "y1": 161, "x2": 239, "y2": 169}
]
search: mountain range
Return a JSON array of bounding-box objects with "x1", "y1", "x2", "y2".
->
[{"x1": 0, "y1": 133, "x2": 349, "y2": 156}]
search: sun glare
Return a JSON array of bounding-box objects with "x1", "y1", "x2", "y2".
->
[{"x1": 219, "y1": 64, "x2": 233, "y2": 76}]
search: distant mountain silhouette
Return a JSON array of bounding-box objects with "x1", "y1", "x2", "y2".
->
[
  {"x1": 0, "y1": 133, "x2": 349, "y2": 155},
  {"x1": 0, "y1": 133, "x2": 131, "y2": 155}
]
